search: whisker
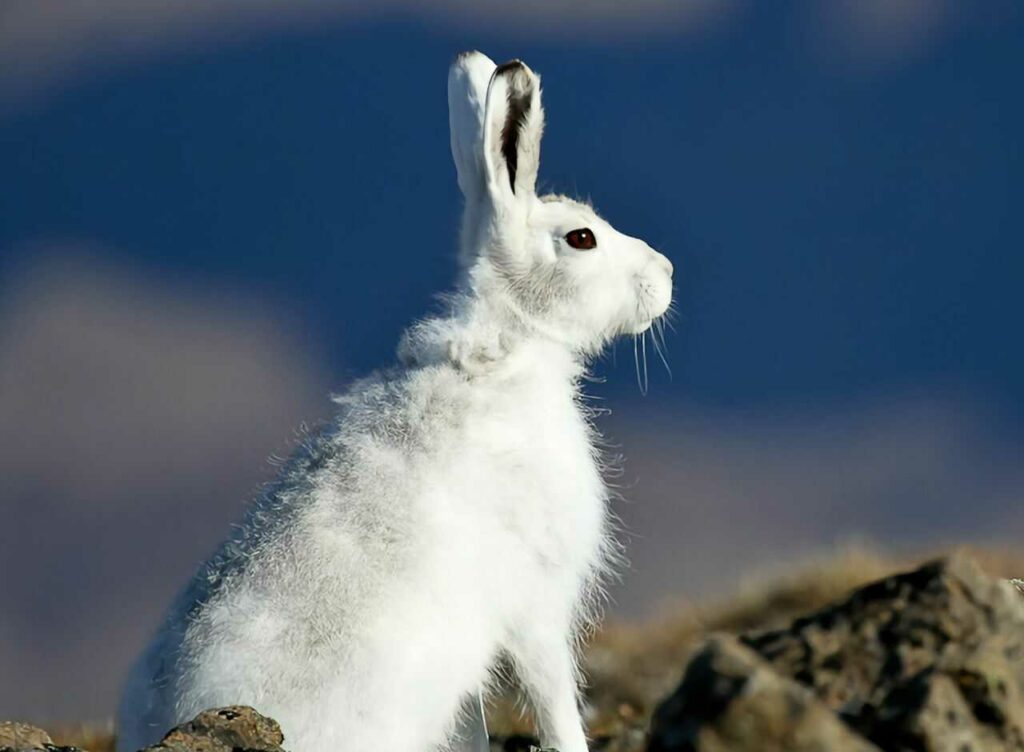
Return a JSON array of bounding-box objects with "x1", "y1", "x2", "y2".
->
[
  {"x1": 663, "y1": 304, "x2": 680, "y2": 333},
  {"x1": 632, "y1": 334, "x2": 645, "y2": 395},
  {"x1": 652, "y1": 319, "x2": 672, "y2": 378},
  {"x1": 640, "y1": 330, "x2": 649, "y2": 395}
]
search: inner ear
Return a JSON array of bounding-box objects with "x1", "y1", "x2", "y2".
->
[{"x1": 495, "y1": 61, "x2": 532, "y2": 195}]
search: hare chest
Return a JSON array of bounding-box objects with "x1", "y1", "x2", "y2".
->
[{"x1": 441, "y1": 377, "x2": 608, "y2": 615}]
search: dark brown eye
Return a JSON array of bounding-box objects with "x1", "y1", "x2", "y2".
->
[{"x1": 565, "y1": 228, "x2": 597, "y2": 250}]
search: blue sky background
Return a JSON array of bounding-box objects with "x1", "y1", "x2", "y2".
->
[
  {"x1": 4, "y1": 6, "x2": 1022, "y2": 410},
  {"x1": 1, "y1": 0, "x2": 1022, "y2": 721}
]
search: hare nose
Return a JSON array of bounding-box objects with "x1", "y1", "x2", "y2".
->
[{"x1": 654, "y1": 252, "x2": 674, "y2": 278}]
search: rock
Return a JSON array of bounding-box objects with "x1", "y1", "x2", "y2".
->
[
  {"x1": 0, "y1": 722, "x2": 83, "y2": 752},
  {"x1": 648, "y1": 636, "x2": 879, "y2": 751},
  {"x1": 0, "y1": 722, "x2": 71, "y2": 752},
  {"x1": 649, "y1": 554, "x2": 1024, "y2": 751},
  {"x1": 0, "y1": 723, "x2": 53, "y2": 750},
  {"x1": 140, "y1": 707, "x2": 285, "y2": 752}
]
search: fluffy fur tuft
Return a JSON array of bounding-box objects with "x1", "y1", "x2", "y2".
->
[{"x1": 117, "y1": 51, "x2": 673, "y2": 752}]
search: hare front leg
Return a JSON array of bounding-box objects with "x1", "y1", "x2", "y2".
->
[{"x1": 507, "y1": 620, "x2": 589, "y2": 752}]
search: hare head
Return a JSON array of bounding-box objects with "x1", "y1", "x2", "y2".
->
[{"x1": 448, "y1": 52, "x2": 674, "y2": 359}]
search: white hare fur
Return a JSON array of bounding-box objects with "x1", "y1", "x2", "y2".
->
[{"x1": 117, "y1": 51, "x2": 673, "y2": 752}]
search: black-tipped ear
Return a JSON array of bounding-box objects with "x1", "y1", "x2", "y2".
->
[
  {"x1": 495, "y1": 61, "x2": 530, "y2": 194},
  {"x1": 483, "y1": 59, "x2": 544, "y2": 201}
]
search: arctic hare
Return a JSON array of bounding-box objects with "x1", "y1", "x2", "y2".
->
[{"x1": 117, "y1": 51, "x2": 673, "y2": 752}]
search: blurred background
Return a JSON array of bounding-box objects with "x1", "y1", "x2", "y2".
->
[{"x1": 1, "y1": 0, "x2": 1022, "y2": 724}]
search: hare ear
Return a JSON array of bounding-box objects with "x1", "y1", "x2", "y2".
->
[
  {"x1": 483, "y1": 60, "x2": 544, "y2": 203},
  {"x1": 448, "y1": 51, "x2": 497, "y2": 202}
]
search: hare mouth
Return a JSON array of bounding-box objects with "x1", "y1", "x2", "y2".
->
[{"x1": 628, "y1": 318, "x2": 654, "y2": 335}]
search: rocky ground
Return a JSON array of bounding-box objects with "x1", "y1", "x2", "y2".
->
[
  {"x1": 647, "y1": 554, "x2": 1024, "y2": 751},
  {"x1": 5, "y1": 548, "x2": 1024, "y2": 752}
]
